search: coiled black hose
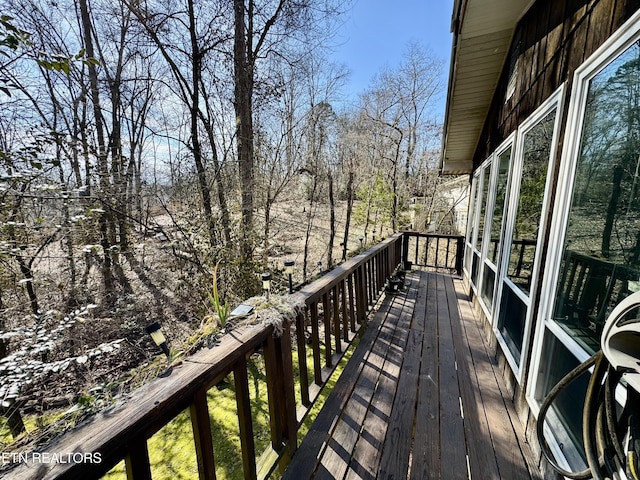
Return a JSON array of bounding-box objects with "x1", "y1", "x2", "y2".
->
[{"x1": 536, "y1": 351, "x2": 640, "y2": 480}]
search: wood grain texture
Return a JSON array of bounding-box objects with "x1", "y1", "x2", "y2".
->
[
  {"x1": 473, "y1": 0, "x2": 640, "y2": 169},
  {"x1": 285, "y1": 270, "x2": 542, "y2": 480},
  {"x1": 190, "y1": 388, "x2": 217, "y2": 480}
]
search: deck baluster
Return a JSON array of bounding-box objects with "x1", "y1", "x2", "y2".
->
[
  {"x1": 310, "y1": 302, "x2": 322, "y2": 385},
  {"x1": 322, "y1": 292, "x2": 333, "y2": 367},
  {"x1": 341, "y1": 280, "x2": 349, "y2": 342},
  {"x1": 332, "y1": 285, "x2": 342, "y2": 353},
  {"x1": 347, "y1": 274, "x2": 356, "y2": 331},
  {"x1": 264, "y1": 334, "x2": 285, "y2": 450},
  {"x1": 234, "y1": 357, "x2": 257, "y2": 480},
  {"x1": 295, "y1": 312, "x2": 310, "y2": 406},
  {"x1": 125, "y1": 439, "x2": 152, "y2": 480},
  {"x1": 190, "y1": 388, "x2": 217, "y2": 480},
  {"x1": 277, "y1": 324, "x2": 298, "y2": 461}
]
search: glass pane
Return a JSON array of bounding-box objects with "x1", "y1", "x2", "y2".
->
[
  {"x1": 481, "y1": 266, "x2": 496, "y2": 309},
  {"x1": 534, "y1": 331, "x2": 588, "y2": 471},
  {"x1": 475, "y1": 165, "x2": 491, "y2": 251},
  {"x1": 507, "y1": 110, "x2": 557, "y2": 294},
  {"x1": 465, "y1": 244, "x2": 473, "y2": 274},
  {"x1": 471, "y1": 251, "x2": 480, "y2": 286},
  {"x1": 466, "y1": 179, "x2": 479, "y2": 245},
  {"x1": 552, "y1": 41, "x2": 640, "y2": 352},
  {"x1": 497, "y1": 286, "x2": 527, "y2": 362},
  {"x1": 488, "y1": 148, "x2": 512, "y2": 264}
]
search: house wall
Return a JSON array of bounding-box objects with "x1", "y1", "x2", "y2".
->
[
  {"x1": 475, "y1": 0, "x2": 640, "y2": 168},
  {"x1": 463, "y1": 1, "x2": 640, "y2": 478}
]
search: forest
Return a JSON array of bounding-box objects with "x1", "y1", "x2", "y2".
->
[{"x1": 0, "y1": 0, "x2": 451, "y2": 452}]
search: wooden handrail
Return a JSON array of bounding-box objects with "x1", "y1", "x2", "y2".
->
[
  {"x1": 6, "y1": 233, "x2": 405, "y2": 480},
  {"x1": 401, "y1": 231, "x2": 465, "y2": 275}
]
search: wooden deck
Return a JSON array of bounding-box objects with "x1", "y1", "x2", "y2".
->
[{"x1": 283, "y1": 269, "x2": 542, "y2": 480}]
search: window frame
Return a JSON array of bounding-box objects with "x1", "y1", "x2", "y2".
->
[
  {"x1": 472, "y1": 157, "x2": 493, "y2": 294},
  {"x1": 476, "y1": 134, "x2": 516, "y2": 319},
  {"x1": 527, "y1": 9, "x2": 640, "y2": 469},
  {"x1": 493, "y1": 85, "x2": 566, "y2": 382},
  {"x1": 466, "y1": 164, "x2": 487, "y2": 292},
  {"x1": 463, "y1": 176, "x2": 480, "y2": 281}
]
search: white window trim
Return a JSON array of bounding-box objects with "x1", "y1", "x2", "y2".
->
[
  {"x1": 477, "y1": 134, "x2": 517, "y2": 321},
  {"x1": 463, "y1": 175, "x2": 480, "y2": 280},
  {"x1": 474, "y1": 157, "x2": 496, "y2": 315},
  {"x1": 468, "y1": 160, "x2": 491, "y2": 293},
  {"x1": 493, "y1": 84, "x2": 566, "y2": 383},
  {"x1": 483, "y1": 133, "x2": 517, "y2": 274},
  {"x1": 528, "y1": 8, "x2": 640, "y2": 408},
  {"x1": 526, "y1": 8, "x2": 640, "y2": 471}
]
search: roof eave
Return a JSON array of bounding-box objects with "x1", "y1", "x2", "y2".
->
[{"x1": 440, "y1": 0, "x2": 534, "y2": 175}]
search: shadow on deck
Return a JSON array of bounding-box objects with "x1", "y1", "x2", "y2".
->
[{"x1": 283, "y1": 269, "x2": 542, "y2": 480}]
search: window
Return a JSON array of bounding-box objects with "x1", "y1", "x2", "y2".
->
[
  {"x1": 480, "y1": 144, "x2": 514, "y2": 310},
  {"x1": 472, "y1": 161, "x2": 492, "y2": 296},
  {"x1": 467, "y1": 162, "x2": 491, "y2": 289},
  {"x1": 495, "y1": 87, "x2": 563, "y2": 375},
  {"x1": 475, "y1": 165, "x2": 491, "y2": 252},
  {"x1": 533, "y1": 330, "x2": 589, "y2": 471},
  {"x1": 488, "y1": 147, "x2": 512, "y2": 265},
  {"x1": 552, "y1": 40, "x2": 640, "y2": 353},
  {"x1": 530, "y1": 11, "x2": 640, "y2": 470},
  {"x1": 464, "y1": 178, "x2": 480, "y2": 280},
  {"x1": 507, "y1": 110, "x2": 556, "y2": 294}
]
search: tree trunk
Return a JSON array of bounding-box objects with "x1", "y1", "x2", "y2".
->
[
  {"x1": 234, "y1": 0, "x2": 255, "y2": 253},
  {"x1": 57, "y1": 159, "x2": 77, "y2": 306},
  {"x1": 303, "y1": 176, "x2": 318, "y2": 281},
  {"x1": 327, "y1": 171, "x2": 335, "y2": 268},
  {"x1": 263, "y1": 196, "x2": 272, "y2": 266},
  {"x1": 342, "y1": 170, "x2": 354, "y2": 261},
  {"x1": 78, "y1": 0, "x2": 114, "y2": 296},
  {"x1": 363, "y1": 182, "x2": 374, "y2": 244},
  {"x1": 1, "y1": 406, "x2": 25, "y2": 439},
  {"x1": 602, "y1": 165, "x2": 623, "y2": 258},
  {"x1": 188, "y1": 0, "x2": 217, "y2": 248},
  {"x1": 201, "y1": 121, "x2": 232, "y2": 244}
]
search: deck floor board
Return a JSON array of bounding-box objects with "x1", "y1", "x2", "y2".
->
[{"x1": 283, "y1": 270, "x2": 541, "y2": 480}]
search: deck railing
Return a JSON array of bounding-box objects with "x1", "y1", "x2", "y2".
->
[
  {"x1": 8, "y1": 233, "x2": 405, "y2": 480},
  {"x1": 402, "y1": 232, "x2": 464, "y2": 275}
]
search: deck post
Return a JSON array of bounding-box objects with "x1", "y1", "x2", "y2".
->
[
  {"x1": 278, "y1": 322, "x2": 298, "y2": 461},
  {"x1": 402, "y1": 232, "x2": 410, "y2": 267},
  {"x1": 456, "y1": 236, "x2": 464, "y2": 275}
]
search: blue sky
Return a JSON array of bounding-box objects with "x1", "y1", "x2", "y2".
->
[{"x1": 330, "y1": 0, "x2": 454, "y2": 117}]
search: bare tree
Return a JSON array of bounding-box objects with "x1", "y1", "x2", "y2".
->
[
  {"x1": 355, "y1": 42, "x2": 445, "y2": 233},
  {"x1": 125, "y1": 0, "x2": 229, "y2": 248}
]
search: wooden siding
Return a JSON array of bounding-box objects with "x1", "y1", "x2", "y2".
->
[{"x1": 473, "y1": 0, "x2": 640, "y2": 168}]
